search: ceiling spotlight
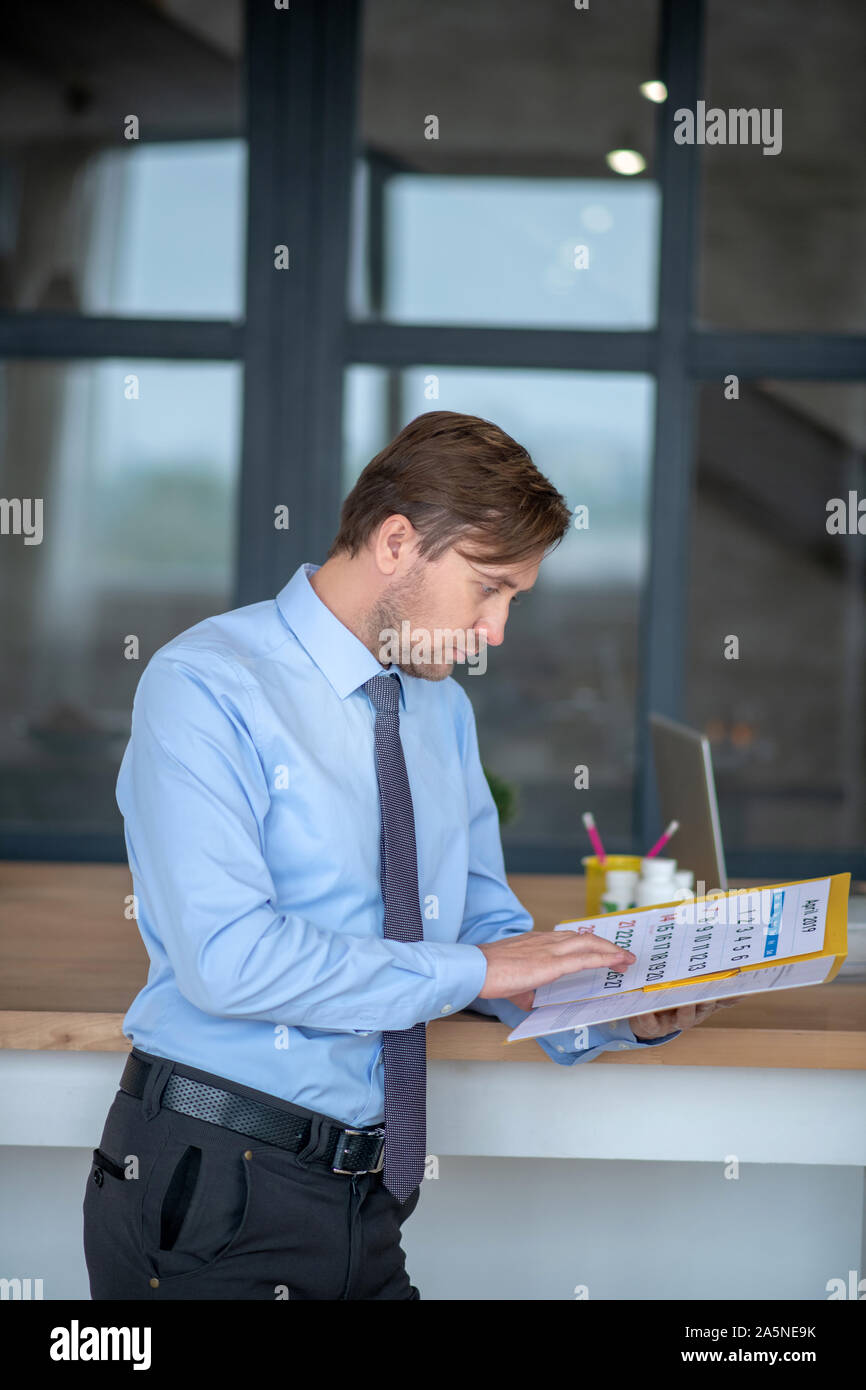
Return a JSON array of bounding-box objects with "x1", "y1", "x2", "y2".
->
[
  {"x1": 640, "y1": 80, "x2": 668, "y2": 103},
  {"x1": 605, "y1": 149, "x2": 646, "y2": 176}
]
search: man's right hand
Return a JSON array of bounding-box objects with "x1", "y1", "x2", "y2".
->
[{"x1": 476, "y1": 929, "x2": 636, "y2": 1006}]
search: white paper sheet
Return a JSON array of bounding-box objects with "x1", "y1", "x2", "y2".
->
[{"x1": 506, "y1": 954, "x2": 835, "y2": 1043}]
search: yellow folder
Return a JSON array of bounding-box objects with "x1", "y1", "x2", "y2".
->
[{"x1": 553, "y1": 871, "x2": 850, "y2": 1003}]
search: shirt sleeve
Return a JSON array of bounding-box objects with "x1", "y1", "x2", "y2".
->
[
  {"x1": 467, "y1": 995, "x2": 683, "y2": 1065},
  {"x1": 118, "y1": 649, "x2": 488, "y2": 1032},
  {"x1": 451, "y1": 683, "x2": 683, "y2": 1064}
]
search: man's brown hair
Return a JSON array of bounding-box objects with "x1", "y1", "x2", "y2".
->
[{"x1": 329, "y1": 410, "x2": 571, "y2": 566}]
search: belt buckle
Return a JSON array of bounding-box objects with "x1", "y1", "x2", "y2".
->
[{"x1": 332, "y1": 1126, "x2": 385, "y2": 1176}]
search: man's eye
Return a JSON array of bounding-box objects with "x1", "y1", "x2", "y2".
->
[{"x1": 480, "y1": 584, "x2": 500, "y2": 596}]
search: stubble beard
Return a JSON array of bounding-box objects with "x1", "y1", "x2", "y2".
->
[{"x1": 363, "y1": 568, "x2": 454, "y2": 683}]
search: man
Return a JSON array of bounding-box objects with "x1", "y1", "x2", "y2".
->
[{"x1": 83, "y1": 410, "x2": 736, "y2": 1301}]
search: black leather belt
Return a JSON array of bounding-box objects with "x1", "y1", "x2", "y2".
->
[{"x1": 119, "y1": 1052, "x2": 385, "y2": 1178}]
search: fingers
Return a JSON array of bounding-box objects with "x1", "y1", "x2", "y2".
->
[
  {"x1": 552, "y1": 930, "x2": 629, "y2": 955},
  {"x1": 630, "y1": 1004, "x2": 676, "y2": 1035},
  {"x1": 505, "y1": 990, "x2": 536, "y2": 1012},
  {"x1": 686, "y1": 998, "x2": 741, "y2": 1026},
  {"x1": 553, "y1": 930, "x2": 636, "y2": 971},
  {"x1": 627, "y1": 1012, "x2": 660, "y2": 1038},
  {"x1": 648, "y1": 1008, "x2": 682, "y2": 1034},
  {"x1": 637, "y1": 995, "x2": 746, "y2": 1038},
  {"x1": 651, "y1": 1010, "x2": 676, "y2": 1032},
  {"x1": 569, "y1": 951, "x2": 634, "y2": 973}
]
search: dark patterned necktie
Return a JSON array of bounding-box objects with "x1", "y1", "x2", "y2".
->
[{"x1": 364, "y1": 672, "x2": 426, "y2": 1204}]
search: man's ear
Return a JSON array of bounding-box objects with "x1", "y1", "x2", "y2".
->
[{"x1": 374, "y1": 514, "x2": 417, "y2": 575}]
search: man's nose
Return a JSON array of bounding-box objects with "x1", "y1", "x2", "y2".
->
[{"x1": 475, "y1": 619, "x2": 505, "y2": 647}]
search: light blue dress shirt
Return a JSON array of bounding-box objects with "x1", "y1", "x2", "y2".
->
[{"x1": 117, "y1": 562, "x2": 680, "y2": 1127}]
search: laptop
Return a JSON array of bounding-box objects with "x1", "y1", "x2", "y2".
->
[{"x1": 649, "y1": 713, "x2": 728, "y2": 894}]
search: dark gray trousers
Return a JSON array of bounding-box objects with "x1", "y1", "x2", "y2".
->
[{"x1": 82, "y1": 1047, "x2": 421, "y2": 1300}]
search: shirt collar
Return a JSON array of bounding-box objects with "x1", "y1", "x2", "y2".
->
[{"x1": 275, "y1": 563, "x2": 411, "y2": 708}]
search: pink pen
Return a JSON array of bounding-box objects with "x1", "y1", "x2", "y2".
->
[
  {"x1": 581, "y1": 811, "x2": 607, "y2": 864},
  {"x1": 644, "y1": 819, "x2": 680, "y2": 859}
]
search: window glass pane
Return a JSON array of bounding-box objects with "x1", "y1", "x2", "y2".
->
[
  {"x1": 0, "y1": 2, "x2": 245, "y2": 318},
  {"x1": 0, "y1": 359, "x2": 242, "y2": 836},
  {"x1": 354, "y1": 0, "x2": 661, "y2": 328},
  {"x1": 359, "y1": 174, "x2": 660, "y2": 329},
  {"x1": 343, "y1": 366, "x2": 656, "y2": 861},
  {"x1": 698, "y1": 0, "x2": 866, "y2": 332},
  {"x1": 686, "y1": 381, "x2": 866, "y2": 855}
]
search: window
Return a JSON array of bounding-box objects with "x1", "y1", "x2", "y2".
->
[
  {"x1": 350, "y1": 170, "x2": 660, "y2": 330},
  {"x1": 697, "y1": 0, "x2": 866, "y2": 334},
  {"x1": 686, "y1": 381, "x2": 866, "y2": 857},
  {"x1": 0, "y1": 0, "x2": 245, "y2": 856},
  {"x1": 0, "y1": 359, "x2": 242, "y2": 840},
  {"x1": 354, "y1": 0, "x2": 661, "y2": 330},
  {"x1": 0, "y1": 2, "x2": 245, "y2": 318},
  {"x1": 2, "y1": 0, "x2": 864, "y2": 878}
]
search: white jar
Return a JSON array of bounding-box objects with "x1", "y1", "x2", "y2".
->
[
  {"x1": 640, "y1": 856, "x2": 677, "y2": 879},
  {"x1": 635, "y1": 856, "x2": 679, "y2": 909},
  {"x1": 672, "y1": 869, "x2": 695, "y2": 902},
  {"x1": 601, "y1": 869, "x2": 638, "y2": 913},
  {"x1": 635, "y1": 878, "x2": 682, "y2": 909}
]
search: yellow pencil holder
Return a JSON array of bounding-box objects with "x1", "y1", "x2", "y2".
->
[{"x1": 581, "y1": 854, "x2": 642, "y2": 916}]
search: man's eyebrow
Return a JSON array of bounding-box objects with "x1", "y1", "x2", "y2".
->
[{"x1": 472, "y1": 566, "x2": 527, "y2": 593}]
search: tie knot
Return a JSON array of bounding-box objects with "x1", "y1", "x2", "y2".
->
[{"x1": 364, "y1": 672, "x2": 400, "y2": 713}]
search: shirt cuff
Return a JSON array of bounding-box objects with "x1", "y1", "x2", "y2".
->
[
  {"x1": 463, "y1": 996, "x2": 682, "y2": 1065},
  {"x1": 543, "y1": 1016, "x2": 684, "y2": 1064}
]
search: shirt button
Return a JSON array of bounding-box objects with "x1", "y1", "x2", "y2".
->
[
  {"x1": 616, "y1": 1043, "x2": 630, "y2": 1050},
  {"x1": 556, "y1": 1044, "x2": 565, "y2": 1052},
  {"x1": 440, "y1": 1004, "x2": 452, "y2": 1014}
]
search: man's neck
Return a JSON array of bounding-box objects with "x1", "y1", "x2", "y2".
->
[{"x1": 309, "y1": 557, "x2": 380, "y2": 660}]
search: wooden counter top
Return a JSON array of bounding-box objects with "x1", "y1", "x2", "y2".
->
[{"x1": 1, "y1": 862, "x2": 864, "y2": 1068}]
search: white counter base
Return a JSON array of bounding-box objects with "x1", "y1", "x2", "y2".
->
[{"x1": 1, "y1": 1050, "x2": 864, "y2": 1301}]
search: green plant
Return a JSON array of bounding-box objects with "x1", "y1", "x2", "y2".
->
[{"x1": 482, "y1": 766, "x2": 518, "y2": 826}]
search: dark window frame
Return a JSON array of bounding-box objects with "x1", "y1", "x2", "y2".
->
[{"x1": 1, "y1": 0, "x2": 864, "y2": 875}]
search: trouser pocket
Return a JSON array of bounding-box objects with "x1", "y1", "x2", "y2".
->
[
  {"x1": 139, "y1": 1117, "x2": 251, "y2": 1282},
  {"x1": 91, "y1": 1147, "x2": 127, "y2": 1182},
  {"x1": 83, "y1": 1140, "x2": 149, "y2": 1299},
  {"x1": 159, "y1": 1143, "x2": 202, "y2": 1251}
]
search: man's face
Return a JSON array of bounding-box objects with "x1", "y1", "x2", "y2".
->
[{"x1": 365, "y1": 544, "x2": 542, "y2": 681}]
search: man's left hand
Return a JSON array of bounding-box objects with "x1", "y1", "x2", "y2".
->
[{"x1": 628, "y1": 997, "x2": 744, "y2": 1039}]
